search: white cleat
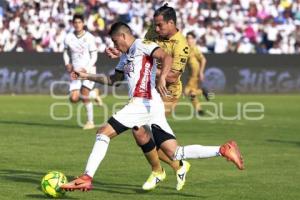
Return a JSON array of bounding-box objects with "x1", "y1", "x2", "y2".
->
[
  {"x1": 142, "y1": 169, "x2": 166, "y2": 191},
  {"x1": 176, "y1": 160, "x2": 191, "y2": 191},
  {"x1": 83, "y1": 121, "x2": 95, "y2": 130}
]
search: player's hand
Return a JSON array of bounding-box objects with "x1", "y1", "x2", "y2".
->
[
  {"x1": 157, "y1": 77, "x2": 169, "y2": 97},
  {"x1": 199, "y1": 72, "x2": 205, "y2": 82},
  {"x1": 66, "y1": 64, "x2": 73, "y2": 73},
  {"x1": 105, "y1": 47, "x2": 121, "y2": 59}
]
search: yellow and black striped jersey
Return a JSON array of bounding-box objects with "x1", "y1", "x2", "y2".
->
[{"x1": 145, "y1": 26, "x2": 190, "y2": 98}]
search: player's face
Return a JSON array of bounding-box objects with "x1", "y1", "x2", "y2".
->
[
  {"x1": 111, "y1": 34, "x2": 127, "y2": 53},
  {"x1": 154, "y1": 15, "x2": 172, "y2": 38},
  {"x1": 73, "y1": 19, "x2": 84, "y2": 33},
  {"x1": 186, "y1": 35, "x2": 196, "y2": 46}
]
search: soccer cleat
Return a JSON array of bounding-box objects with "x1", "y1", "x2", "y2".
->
[
  {"x1": 176, "y1": 160, "x2": 191, "y2": 191},
  {"x1": 83, "y1": 121, "x2": 95, "y2": 130},
  {"x1": 93, "y1": 88, "x2": 103, "y2": 106},
  {"x1": 60, "y1": 174, "x2": 92, "y2": 191},
  {"x1": 142, "y1": 169, "x2": 166, "y2": 190},
  {"x1": 219, "y1": 140, "x2": 244, "y2": 170}
]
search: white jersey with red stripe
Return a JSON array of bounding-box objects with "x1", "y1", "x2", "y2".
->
[
  {"x1": 112, "y1": 39, "x2": 174, "y2": 135},
  {"x1": 115, "y1": 39, "x2": 161, "y2": 101}
]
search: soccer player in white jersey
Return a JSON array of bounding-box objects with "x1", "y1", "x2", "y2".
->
[
  {"x1": 63, "y1": 14, "x2": 102, "y2": 130},
  {"x1": 60, "y1": 22, "x2": 244, "y2": 192}
]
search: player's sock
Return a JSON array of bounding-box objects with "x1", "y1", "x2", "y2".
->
[
  {"x1": 89, "y1": 90, "x2": 97, "y2": 99},
  {"x1": 173, "y1": 145, "x2": 220, "y2": 160},
  {"x1": 85, "y1": 102, "x2": 94, "y2": 123},
  {"x1": 84, "y1": 134, "x2": 110, "y2": 177}
]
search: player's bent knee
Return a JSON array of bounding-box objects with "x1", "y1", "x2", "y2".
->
[
  {"x1": 132, "y1": 126, "x2": 155, "y2": 153},
  {"x1": 139, "y1": 138, "x2": 156, "y2": 153},
  {"x1": 159, "y1": 140, "x2": 178, "y2": 160},
  {"x1": 97, "y1": 125, "x2": 106, "y2": 134},
  {"x1": 132, "y1": 127, "x2": 150, "y2": 145},
  {"x1": 97, "y1": 124, "x2": 117, "y2": 139}
]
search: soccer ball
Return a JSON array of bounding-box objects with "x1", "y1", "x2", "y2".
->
[{"x1": 41, "y1": 171, "x2": 68, "y2": 198}]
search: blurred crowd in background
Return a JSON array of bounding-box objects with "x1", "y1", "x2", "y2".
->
[{"x1": 1, "y1": 0, "x2": 300, "y2": 54}]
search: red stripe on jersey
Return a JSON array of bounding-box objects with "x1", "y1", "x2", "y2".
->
[{"x1": 133, "y1": 56, "x2": 153, "y2": 99}]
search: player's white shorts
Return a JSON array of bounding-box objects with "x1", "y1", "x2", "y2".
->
[
  {"x1": 69, "y1": 80, "x2": 95, "y2": 91},
  {"x1": 111, "y1": 97, "x2": 175, "y2": 136},
  {"x1": 69, "y1": 66, "x2": 96, "y2": 91}
]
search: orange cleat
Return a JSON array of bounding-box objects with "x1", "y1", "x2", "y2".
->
[
  {"x1": 219, "y1": 141, "x2": 244, "y2": 170},
  {"x1": 60, "y1": 174, "x2": 93, "y2": 192}
]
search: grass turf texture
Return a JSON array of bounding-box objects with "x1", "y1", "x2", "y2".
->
[{"x1": 0, "y1": 95, "x2": 299, "y2": 200}]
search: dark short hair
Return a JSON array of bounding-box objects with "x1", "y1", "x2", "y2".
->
[
  {"x1": 72, "y1": 14, "x2": 84, "y2": 22},
  {"x1": 186, "y1": 31, "x2": 196, "y2": 39},
  {"x1": 108, "y1": 22, "x2": 132, "y2": 36},
  {"x1": 154, "y1": 3, "x2": 177, "y2": 24}
]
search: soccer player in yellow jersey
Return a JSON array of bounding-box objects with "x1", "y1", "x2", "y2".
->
[
  {"x1": 185, "y1": 31, "x2": 208, "y2": 115},
  {"x1": 142, "y1": 4, "x2": 193, "y2": 190},
  {"x1": 145, "y1": 11, "x2": 189, "y2": 115}
]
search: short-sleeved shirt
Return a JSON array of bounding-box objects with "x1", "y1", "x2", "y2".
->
[
  {"x1": 115, "y1": 39, "x2": 161, "y2": 100},
  {"x1": 64, "y1": 31, "x2": 97, "y2": 71},
  {"x1": 145, "y1": 27, "x2": 190, "y2": 99}
]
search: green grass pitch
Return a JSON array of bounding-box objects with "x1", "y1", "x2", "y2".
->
[{"x1": 0, "y1": 95, "x2": 299, "y2": 200}]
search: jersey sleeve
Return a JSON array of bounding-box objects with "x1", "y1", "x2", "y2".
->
[
  {"x1": 115, "y1": 55, "x2": 126, "y2": 72},
  {"x1": 140, "y1": 40, "x2": 160, "y2": 57},
  {"x1": 172, "y1": 39, "x2": 190, "y2": 72}
]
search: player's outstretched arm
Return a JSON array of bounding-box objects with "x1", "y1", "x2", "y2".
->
[{"x1": 74, "y1": 70, "x2": 124, "y2": 86}]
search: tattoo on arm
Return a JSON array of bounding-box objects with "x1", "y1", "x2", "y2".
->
[
  {"x1": 87, "y1": 74, "x2": 111, "y2": 85},
  {"x1": 86, "y1": 72, "x2": 124, "y2": 86}
]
